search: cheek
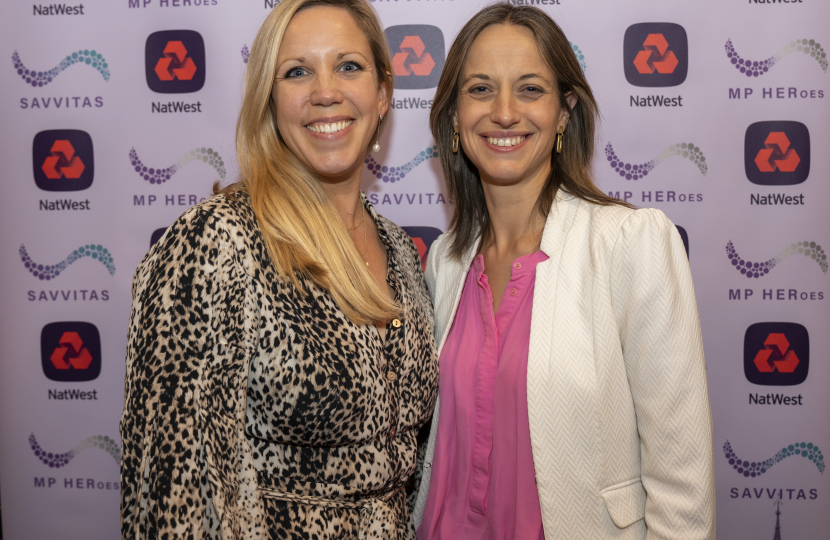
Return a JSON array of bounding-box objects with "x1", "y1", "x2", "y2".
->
[
  {"x1": 346, "y1": 85, "x2": 379, "y2": 116},
  {"x1": 273, "y1": 88, "x2": 304, "y2": 127}
]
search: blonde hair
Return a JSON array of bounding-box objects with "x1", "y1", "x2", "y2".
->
[
  {"x1": 430, "y1": 3, "x2": 631, "y2": 259},
  {"x1": 218, "y1": 0, "x2": 397, "y2": 324}
]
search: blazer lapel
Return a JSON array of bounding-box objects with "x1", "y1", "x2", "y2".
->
[
  {"x1": 527, "y1": 194, "x2": 602, "y2": 536},
  {"x1": 529, "y1": 193, "x2": 580, "y2": 376}
]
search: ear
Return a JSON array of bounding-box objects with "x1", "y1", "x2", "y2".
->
[
  {"x1": 378, "y1": 72, "x2": 391, "y2": 117},
  {"x1": 560, "y1": 91, "x2": 578, "y2": 130},
  {"x1": 452, "y1": 111, "x2": 459, "y2": 128}
]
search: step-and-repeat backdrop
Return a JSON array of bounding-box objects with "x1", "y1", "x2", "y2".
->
[{"x1": 1, "y1": 0, "x2": 827, "y2": 538}]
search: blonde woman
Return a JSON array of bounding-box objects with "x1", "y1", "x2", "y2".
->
[
  {"x1": 414, "y1": 4, "x2": 715, "y2": 540},
  {"x1": 120, "y1": 1, "x2": 438, "y2": 538}
]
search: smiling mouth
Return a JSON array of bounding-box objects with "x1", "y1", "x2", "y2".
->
[
  {"x1": 306, "y1": 120, "x2": 353, "y2": 134},
  {"x1": 486, "y1": 135, "x2": 528, "y2": 147}
]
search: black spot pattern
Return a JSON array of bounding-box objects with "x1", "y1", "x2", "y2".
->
[{"x1": 120, "y1": 191, "x2": 438, "y2": 539}]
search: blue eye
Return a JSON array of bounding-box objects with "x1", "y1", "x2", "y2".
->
[
  {"x1": 469, "y1": 86, "x2": 488, "y2": 94},
  {"x1": 285, "y1": 67, "x2": 307, "y2": 79},
  {"x1": 340, "y1": 61, "x2": 363, "y2": 72}
]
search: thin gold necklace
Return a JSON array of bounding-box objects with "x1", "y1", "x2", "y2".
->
[
  {"x1": 362, "y1": 210, "x2": 369, "y2": 267},
  {"x1": 346, "y1": 198, "x2": 365, "y2": 231}
]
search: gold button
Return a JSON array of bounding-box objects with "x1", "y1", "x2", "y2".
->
[
  {"x1": 392, "y1": 319, "x2": 401, "y2": 328},
  {"x1": 387, "y1": 371, "x2": 398, "y2": 382}
]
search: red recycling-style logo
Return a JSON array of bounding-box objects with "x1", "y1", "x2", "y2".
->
[
  {"x1": 154, "y1": 41, "x2": 197, "y2": 81},
  {"x1": 633, "y1": 34, "x2": 679, "y2": 74},
  {"x1": 41, "y1": 140, "x2": 85, "y2": 179},
  {"x1": 50, "y1": 332, "x2": 94, "y2": 370},
  {"x1": 754, "y1": 132, "x2": 800, "y2": 173},
  {"x1": 392, "y1": 36, "x2": 435, "y2": 77},
  {"x1": 753, "y1": 333, "x2": 800, "y2": 373}
]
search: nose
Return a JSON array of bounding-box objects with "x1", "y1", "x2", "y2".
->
[
  {"x1": 490, "y1": 91, "x2": 520, "y2": 128},
  {"x1": 309, "y1": 72, "x2": 344, "y2": 108}
]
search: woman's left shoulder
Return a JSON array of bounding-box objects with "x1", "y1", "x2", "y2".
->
[
  {"x1": 585, "y1": 201, "x2": 670, "y2": 231},
  {"x1": 583, "y1": 202, "x2": 676, "y2": 246}
]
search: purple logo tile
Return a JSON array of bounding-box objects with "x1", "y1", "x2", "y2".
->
[
  {"x1": 745, "y1": 121, "x2": 810, "y2": 185},
  {"x1": 41, "y1": 321, "x2": 101, "y2": 382},
  {"x1": 145, "y1": 30, "x2": 205, "y2": 94},
  {"x1": 624, "y1": 23, "x2": 688, "y2": 87},
  {"x1": 33, "y1": 130, "x2": 94, "y2": 192}
]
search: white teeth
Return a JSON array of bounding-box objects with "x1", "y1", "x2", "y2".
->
[
  {"x1": 307, "y1": 120, "x2": 353, "y2": 134},
  {"x1": 487, "y1": 136, "x2": 526, "y2": 147}
]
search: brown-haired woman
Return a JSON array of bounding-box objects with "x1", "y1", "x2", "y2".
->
[
  {"x1": 120, "y1": 1, "x2": 437, "y2": 538},
  {"x1": 413, "y1": 4, "x2": 715, "y2": 539}
]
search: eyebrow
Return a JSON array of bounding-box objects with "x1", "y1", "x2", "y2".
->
[
  {"x1": 277, "y1": 51, "x2": 369, "y2": 70},
  {"x1": 462, "y1": 72, "x2": 547, "y2": 85}
]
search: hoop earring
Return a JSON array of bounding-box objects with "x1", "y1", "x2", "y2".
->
[
  {"x1": 373, "y1": 114, "x2": 382, "y2": 153},
  {"x1": 451, "y1": 126, "x2": 460, "y2": 154},
  {"x1": 555, "y1": 126, "x2": 564, "y2": 154}
]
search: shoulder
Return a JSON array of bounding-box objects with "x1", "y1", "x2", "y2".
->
[
  {"x1": 567, "y1": 197, "x2": 677, "y2": 252},
  {"x1": 157, "y1": 192, "x2": 259, "y2": 254},
  {"x1": 137, "y1": 192, "x2": 262, "y2": 280}
]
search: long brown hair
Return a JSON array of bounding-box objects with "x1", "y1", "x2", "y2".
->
[
  {"x1": 430, "y1": 3, "x2": 631, "y2": 259},
  {"x1": 216, "y1": 0, "x2": 398, "y2": 324}
]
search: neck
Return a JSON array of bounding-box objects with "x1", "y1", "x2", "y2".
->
[
  {"x1": 479, "y1": 164, "x2": 550, "y2": 255},
  {"x1": 319, "y1": 168, "x2": 364, "y2": 228}
]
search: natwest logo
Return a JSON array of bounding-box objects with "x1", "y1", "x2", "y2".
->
[
  {"x1": 744, "y1": 322, "x2": 808, "y2": 386},
  {"x1": 33, "y1": 130, "x2": 94, "y2": 191},
  {"x1": 41, "y1": 322, "x2": 101, "y2": 382},
  {"x1": 633, "y1": 34, "x2": 678, "y2": 74},
  {"x1": 145, "y1": 30, "x2": 205, "y2": 93},
  {"x1": 624, "y1": 23, "x2": 688, "y2": 87},
  {"x1": 154, "y1": 41, "x2": 197, "y2": 82},
  {"x1": 385, "y1": 25, "x2": 444, "y2": 90},
  {"x1": 745, "y1": 121, "x2": 810, "y2": 185}
]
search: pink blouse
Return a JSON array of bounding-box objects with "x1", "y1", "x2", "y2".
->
[{"x1": 417, "y1": 251, "x2": 548, "y2": 540}]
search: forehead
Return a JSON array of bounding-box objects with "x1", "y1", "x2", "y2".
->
[
  {"x1": 463, "y1": 23, "x2": 552, "y2": 79},
  {"x1": 279, "y1": 6, "x2": 371, "y2": 58}
]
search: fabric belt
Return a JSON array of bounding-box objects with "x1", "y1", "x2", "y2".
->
[{"x1": 258, "y1": 486, "x2": 403, "y2": 540}]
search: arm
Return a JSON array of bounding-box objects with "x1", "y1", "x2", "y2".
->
[
  {"x1": 121, "y1": 206, "x2": 245, "y2": 539},
  {"x1": 609, "y1": 209, "x2": 715, "y2": 540}
]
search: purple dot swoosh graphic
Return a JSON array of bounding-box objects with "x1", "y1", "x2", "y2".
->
[
  {"x1": 726, "y1": 240, "x2": 827, "y2": 278},
  {"x1": 723, "y1": 440, "x2": 825, "y2": 478},
  {"x1": 364, "y1": 145, "x2": 439, "y2": 183},
  {"x1": 12, "y1": 49, "x2": 110, "y2": 87},
  {"x1": 605, "y1": 142, "x2": 708, "y2": 180},
  {"x1": 725, "y1": 38, "x2": 828, "y2": 77},
  {"x1": 19, "y1": 244, "x2": 116, "y2": 280},
  {"x1": 29, "y1": 433, "x2": 120, "y2": 468},
  {"x1": 130, "y1": 147, "x2": 227, "y2": 184}
]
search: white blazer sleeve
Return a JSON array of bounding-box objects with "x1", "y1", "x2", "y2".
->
[
  {"x1": 609, "y1": 209, "x2": 716, "y2": 540},
  {"x1": 424, "y1": 234, "x2": 444, "y2": 306}
]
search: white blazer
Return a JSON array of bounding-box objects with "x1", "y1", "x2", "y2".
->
[{"x1": 413, "y1": 193, "x2": 716, "y2": 540}]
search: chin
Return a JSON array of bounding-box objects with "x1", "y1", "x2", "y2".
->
[
  {"x1": 478, "y1": 164, "x2": 530, "y2": 186},
  {"x1": 309, "y1": 155, "x2": 363, "y2": 179}
]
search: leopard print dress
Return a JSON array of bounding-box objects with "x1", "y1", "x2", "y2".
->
[{"x1": 120, "y1": 191, "x2": 438, "y2": 540}]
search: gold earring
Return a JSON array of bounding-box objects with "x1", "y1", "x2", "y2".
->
[
  {"x1": 451, "y1": 125, "x2": 460, "y2": 154},
  {"x1": 373, "y1": 114, "x2": 382, "y2": 153},
  {"x1": 555, "y1": 126, "x2": 564, "y2": 154}
]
